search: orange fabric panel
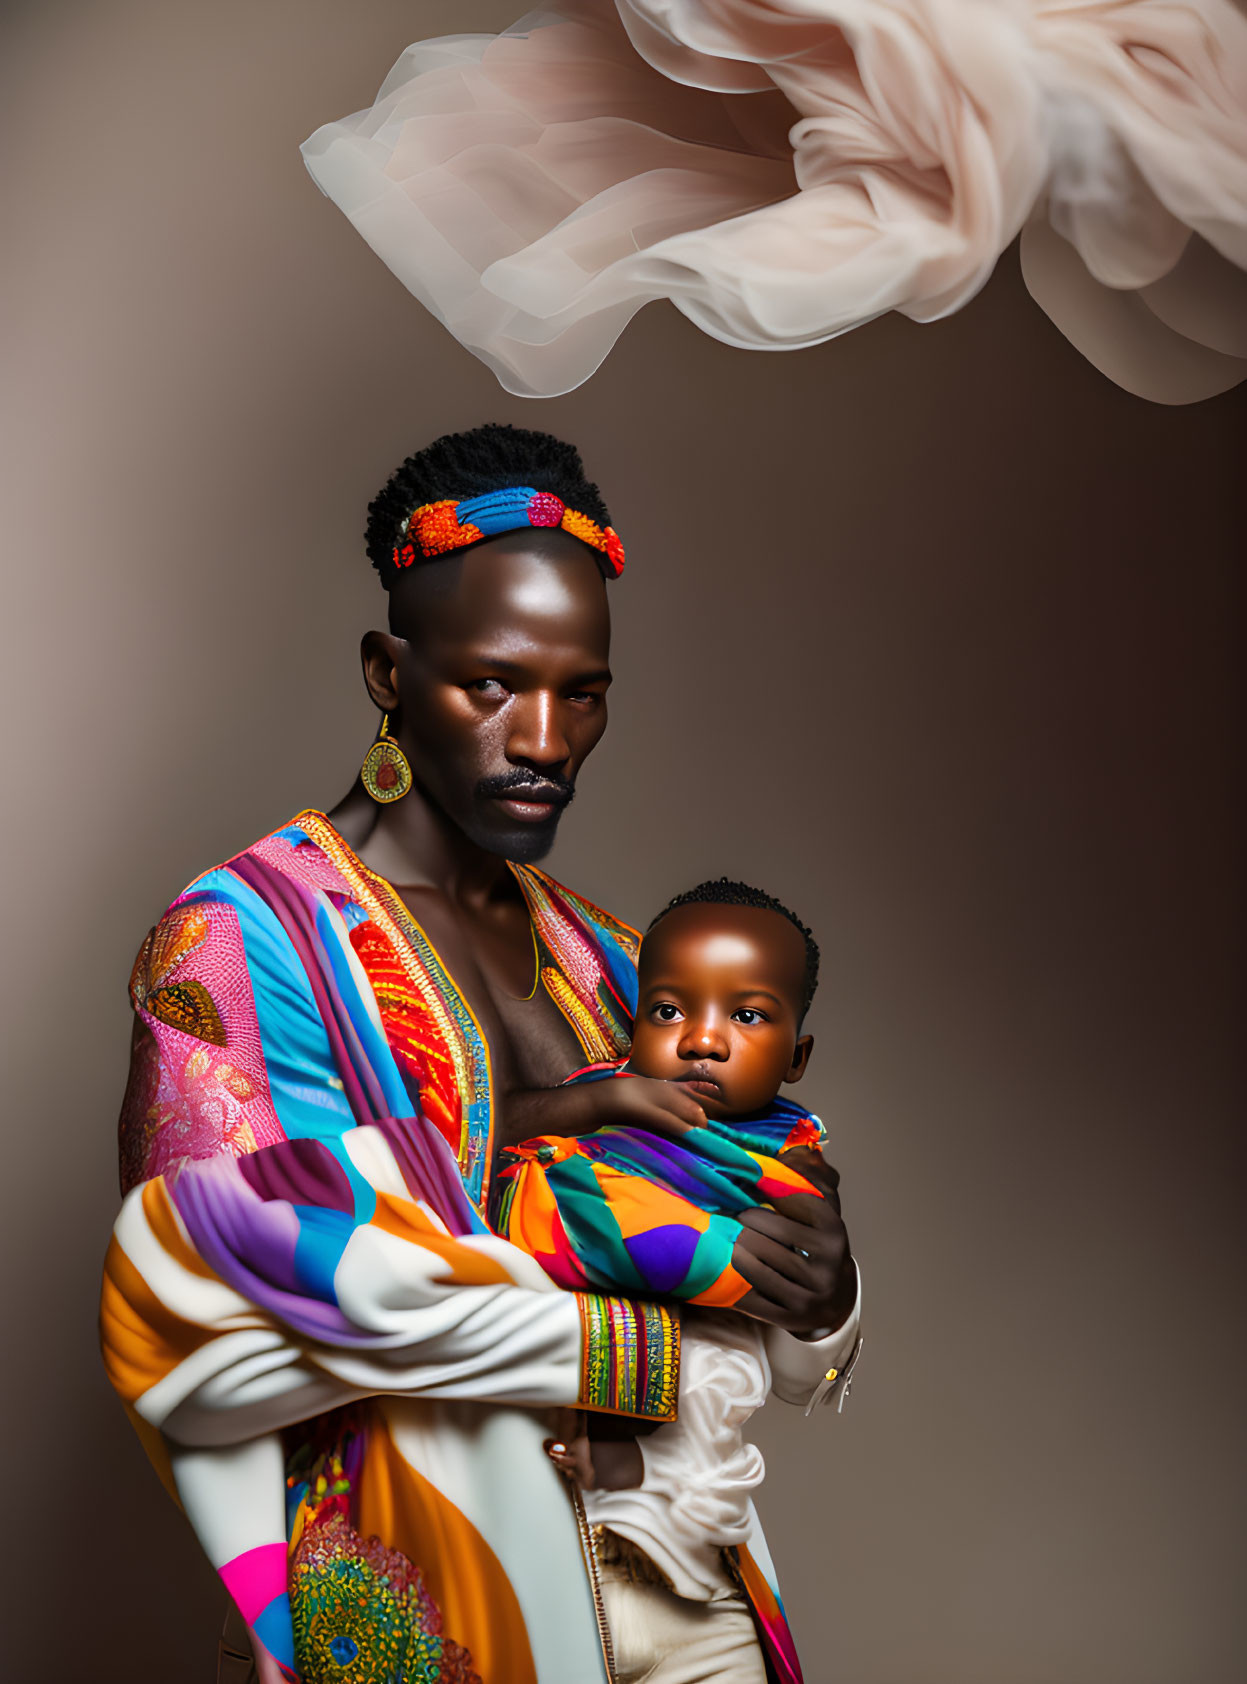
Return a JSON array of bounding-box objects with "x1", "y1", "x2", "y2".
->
[
  {"x1": 500, "y1": 1163, "x2": 561, "y2": 1257},
  {"x1": 589, "y1": 1161, "x2": 712, "y2": 1237},
  {"x1": 99, "y1": 1231, "x2": 217, "y2": 1405},
  {"x1": 370, "y1": 1192, "x2": 513, "y2": 1287},
  {"x1": 690, "y1": 1261, "x2": 751, "y2": 1308},
  {"x1": 356, "y1": 1412, "x2": 537, "y2": 1684}
]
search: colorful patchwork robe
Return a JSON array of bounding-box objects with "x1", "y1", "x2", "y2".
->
[{"x1": 100, "y1": 812, "x2": 817, "y2": 1683}]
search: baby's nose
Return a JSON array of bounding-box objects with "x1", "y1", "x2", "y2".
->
[{"x1": 680, "y1": 1020, "x2": 729, "y2": 1059}]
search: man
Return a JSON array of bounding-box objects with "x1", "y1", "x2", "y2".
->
[{"x1": 102, "y1": 424, "x2": 861, "y2": 1684}]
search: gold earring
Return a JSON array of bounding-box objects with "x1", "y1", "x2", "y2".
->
[{"x1": 361, "y1": 714, "x2": 413, "y2": 803}]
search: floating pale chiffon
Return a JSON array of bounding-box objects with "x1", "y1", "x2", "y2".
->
[{"x1": 301, "y1": 1, "x2": 1247, "y2": 402}]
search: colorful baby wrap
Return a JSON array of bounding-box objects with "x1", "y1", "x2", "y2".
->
[{"x1": 496, "y1": 1067, "x2": 826, "y2": 1308}]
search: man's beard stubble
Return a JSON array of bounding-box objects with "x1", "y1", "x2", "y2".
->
[{"x1": 473, "y1": 767, "x2": 576, "y2": 863}]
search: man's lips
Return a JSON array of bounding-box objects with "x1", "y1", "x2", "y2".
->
[{"x1": 492, "y1": 789, "x2": 570, "y2": 823}]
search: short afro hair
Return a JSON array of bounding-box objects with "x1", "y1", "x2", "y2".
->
[
  {"x1": 366, "y1": 423, "x2": 614, "y2": 587},
  {"x1": 647, "y1": 878, "x2": 821, "y2": 1019}
]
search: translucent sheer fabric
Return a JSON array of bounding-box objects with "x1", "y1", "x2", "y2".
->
[{"x1": 302, "y1": 1, "x2": 1247, "y2": 402}]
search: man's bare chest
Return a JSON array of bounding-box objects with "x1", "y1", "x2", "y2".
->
[{"x1": 393, "y1": 887, "x2": 587, "y2": 1093}]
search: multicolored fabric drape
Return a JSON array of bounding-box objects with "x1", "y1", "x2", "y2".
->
[
  {"x1": 102, "y1": 813, "x2": 684, "y2": 1684},
  {"x1": 498, "y1": 1069, "x2": 826, "y2": 1307}
]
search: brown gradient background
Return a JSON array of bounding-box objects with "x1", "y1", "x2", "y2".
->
[{"x1": 3, "y1": 3, "x2": 1244, "y2": 1680}]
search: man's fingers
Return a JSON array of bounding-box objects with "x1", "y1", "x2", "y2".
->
[
  {"x1": 738, "y1": 1201, "x2": 846, "y2": 1256},
  {"x1": 776, "y1": 1192, "x2": 841, "y2": 1231},
  {"x1": 818, "y1": 1157, "x2": 842, "y2": 1194},
  {"x1": 732, "y1": 1276, "x2": 805, "y2": 1330},
  {"x1": 734, "y1": 1227, "x2": 819, "y2": 1289}
]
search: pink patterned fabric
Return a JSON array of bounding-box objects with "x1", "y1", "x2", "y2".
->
[
  {"x1": 302, "y1": 1, "x2": 1247, "y2": 403},
  {"x1": 119, "y1": 896, "x2": 286, "y2": 1191},
  {"x1": 250, "y1": 831, "x2": 354, "y2": 897}
]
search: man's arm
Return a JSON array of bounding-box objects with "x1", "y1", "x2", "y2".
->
[
  {"x1": 105, "y1": 883, "x2": 679, "y2": 1449},
  {"x1": 103, "y1": 1121, "x2": 680, "y2": 1448}
]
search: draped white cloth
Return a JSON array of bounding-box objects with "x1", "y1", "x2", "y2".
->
[
  {"x1": 582, "y1": 1284, "x2": 863, "y2": 1602},
  {"x1": 302, "y1": 2, "x2": 1247, "y2": 402},
  {"x1": 584, "y1": 1314, "x2": 770, "y2": 1601}
]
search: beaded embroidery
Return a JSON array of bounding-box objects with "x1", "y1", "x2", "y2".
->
[
  {"x1": 511, "y1": 866, "x2": 638, "y2": 1065},
  {"x1": 291, "y1": 811, "x2": 494, "y2": 1208},
  {"x1": 287, "y1": 1423, "x2": 481, "y2": 1684},
  {"x1": 130, "y1": 905, "x2": 227, "y2": 1047},
  {"x1": 280, "y1": 815, "x2": 638, "y2": 1212},
  {"x1": 578, "y1": 1295, "x2": 679, "y2": 1421},
  {"x1": 390, "y1": 486, "x2": 624, "y2": 579}
]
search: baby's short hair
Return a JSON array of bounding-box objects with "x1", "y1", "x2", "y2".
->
[{"x1": 647, "y1": 878, "x2": 820, "y2": 1019}]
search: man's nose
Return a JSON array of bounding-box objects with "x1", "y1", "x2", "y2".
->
[
  {"x1": 677, "y1": 1017, "x2": 729, "y2": 1062},
  {"x1": 506, "y1": 691, "x2": 570, "y2": 771}
]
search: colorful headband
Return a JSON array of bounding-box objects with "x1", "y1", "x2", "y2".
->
[{"x1": 390, "y1": 486, "x2": 625, "y2": 579}]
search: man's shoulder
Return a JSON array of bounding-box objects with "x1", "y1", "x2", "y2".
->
[
  {"x1": 142, "y1": 810, "x2": 340, "y2": 937},
  {"x1": 127, "y1": 812, "x2": 344, "y2": 1019}
]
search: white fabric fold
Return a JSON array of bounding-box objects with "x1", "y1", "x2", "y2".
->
[
  {"x1": 583, "y1": 1312, "x2": 770, "y2": 1599},
  {"x1": 765, "y1": 1259, "x2": 862, "y2": 1406}
]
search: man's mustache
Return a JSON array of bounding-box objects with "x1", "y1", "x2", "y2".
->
[{"x1": 476, "y1": 769, "x2": 576, "y2": 809}]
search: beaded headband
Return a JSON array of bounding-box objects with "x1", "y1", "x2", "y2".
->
[{"x1": 389, "y1": 486, "x2": 625, "y2": 581}]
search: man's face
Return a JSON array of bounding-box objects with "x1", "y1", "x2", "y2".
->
[
  {"x1": 385, "y1": 532, "x2": 612, "y2": 863},
  {"x1": 628, "y1": 903, "x2": 812, "y2": 1118}
]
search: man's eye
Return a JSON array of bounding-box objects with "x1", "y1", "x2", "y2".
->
[
  {"x1": 652, "y1": 1003, "x2": 683, "y2": 1023},
  {"x1": 468, "y1": 678, "x2": 508, "y2": 698},
  {"x1": 732, "y1": 1008, "x2": 767, "y2": 1026},
  {"x1": 567, "y1": 690, "x2": 602, "y2": 706}
]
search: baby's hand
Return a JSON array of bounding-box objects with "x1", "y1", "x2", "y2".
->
[
  {"x1": 587, "y1": 1074, "x2": 707, "y2": 1140},
  {"x1": 504, "y1": 1074, "x2": 705, "y2": 1147}
]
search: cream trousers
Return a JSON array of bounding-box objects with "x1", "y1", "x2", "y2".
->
[{"x1": 600, "y1": 1568, "x2": 767, "y2": 1684}]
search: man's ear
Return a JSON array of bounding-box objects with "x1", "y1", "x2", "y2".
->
[
  {"x1": 785, "y1": 1034, "x2": 813, "y2": 1085},
  {"x1": 361, "y1": 630, "x2": 406, "y2": 713}
]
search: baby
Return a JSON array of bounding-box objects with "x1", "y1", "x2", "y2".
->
[{"x1": 497, "y1": 877, "x2": 849, "y2": 1611}]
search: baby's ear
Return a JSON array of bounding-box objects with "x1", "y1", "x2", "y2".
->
[{"x1": 785, "y1": 1034, "x2": 813, "y2": 1085}]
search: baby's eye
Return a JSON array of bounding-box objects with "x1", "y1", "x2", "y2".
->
[
  {"x1": 731, "y1": 1008, "x2": 767, "y2": 1026},
  {"x1": 651, "y1": 1003, "x2": 683, "y2": 1024}
]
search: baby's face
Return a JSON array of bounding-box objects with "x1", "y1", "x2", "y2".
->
[{"x1": 629, "y1": 902, "x2": 811, "y2": 1119}]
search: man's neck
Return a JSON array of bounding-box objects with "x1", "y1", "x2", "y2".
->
[{"x1": 327, "y1": 779, "x2": 519, "y2": 909}]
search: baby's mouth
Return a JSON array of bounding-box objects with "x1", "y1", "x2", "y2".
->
[{"x1": 673, "y1": 1066, "x2": 724, "y2": 1101}]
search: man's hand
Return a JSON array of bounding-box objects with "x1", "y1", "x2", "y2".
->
[
  {"x1": 503, "y1": 1074, "x2": 707, "y2": 1147},
  {"x1": 544, "y1": 1407, "x2": 644, "y2": 1491},
  {"x1": 731, "y1": 1168, "x2": 855, "y2": 1335}
]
